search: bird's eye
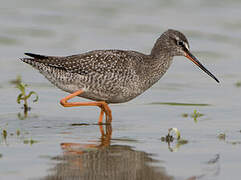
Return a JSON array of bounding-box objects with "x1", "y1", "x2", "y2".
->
[{"x1": 177, "y1": 40, "x2": 184, "y2": 46}]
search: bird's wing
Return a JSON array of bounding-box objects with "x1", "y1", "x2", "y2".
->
[
  {"x1": 22, "y1": 50, "x2": 144, "y2": 75},
  {"x1": 22, "y1": 53, "x2": 69, "y2": 71}
]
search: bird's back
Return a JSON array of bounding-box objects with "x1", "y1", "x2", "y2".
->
[
  {"x1": 21, "y1": 50, "x2": 151, "y2": 103},
  {"x1": 23, "y1": 50, "x2": 145, "y2": 75}
]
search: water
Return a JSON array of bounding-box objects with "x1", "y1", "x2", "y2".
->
[{"x1": 1, "y1": 0, "x2": 241, "y2": 179}]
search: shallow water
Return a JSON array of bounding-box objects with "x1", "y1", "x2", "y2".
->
[{"x1": 1, "y1": 0, "x2": 241, "y2": 179}]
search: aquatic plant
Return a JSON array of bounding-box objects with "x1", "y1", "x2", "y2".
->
[
  {"x1": 182, "y1": 109, "x2": 204, "y2": 122},
  {"x1": 16, "y1": 79, "x2": 38, "y2": 115},
  {"x1": 217, "y1": 132, "x2": 241, "y2": 145},
  {"x1": 0, "y1": 124, "x2": 8, "y2": 140},
  {"x1": 2, "y1": 129, "x2": 7, "y2": 139},
  {"x1": 191, "y1": 109, "x2": 204, "y2": 122},
  {"x1": 168, "y1": 128, "x2": 181, "y2": 140},
  {"x1": 217, "y1": 133, "x2": 226, "y2": 140},
  {"x1": 23, "y1": 138, "x2": 38, "y2": 145},
  {"x1": 235, "y1": 81, "x2": 241, "y2": 87},
  {"x1": 16, "y1": 129, "x2": 20, "y2": 136},
  {"x1": 161, "y1": 128, "x2": 181, "y2": 142},
  {"x1": 0, "y1": 126, "x2": 37, "y2": 145},
  {"x1": 161, "y1": 128, "x2": 188, "y2": 152},
  {"x1": 182, "y1": 113, "x2": 188, "y2": 117},
  {"x1": 151, "y1": 102, "x2": 210, "y2": 106}
]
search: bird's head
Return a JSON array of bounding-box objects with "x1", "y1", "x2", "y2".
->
[{"x1": 155, "y1": 29, "x2": 219, "y2": 83}]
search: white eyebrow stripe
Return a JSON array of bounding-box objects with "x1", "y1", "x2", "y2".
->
[{"x1": 184, "y1": 42, "x2": 189, "y2": 50}]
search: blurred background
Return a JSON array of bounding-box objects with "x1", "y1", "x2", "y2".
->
[{"x1": 0, "y1": 0, "x2": 241, "y2": 179}]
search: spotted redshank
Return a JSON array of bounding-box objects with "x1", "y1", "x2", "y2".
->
[{"x1": 20, "y1": 29, "x2": 219, "y2": 124}]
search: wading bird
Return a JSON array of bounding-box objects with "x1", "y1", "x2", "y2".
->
[{"x1": 21, "y1": 29, "x2": 219, "y2": 124}]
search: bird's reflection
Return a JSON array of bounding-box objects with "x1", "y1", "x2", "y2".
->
[
  {"x1": 42, "y1": 124, "x2": 174, "y2": 180},
  {"x1": 61, "y1": 124, "x2": 112, "y2": 155}
]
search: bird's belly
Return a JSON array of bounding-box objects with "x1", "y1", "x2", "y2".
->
[
  {"x1": 77, "y1": 88, "x2": 139, "y2": 104},
  {"x1": 73, "y1": 82, "x2": 143, "y2": 104},
  {"x1": 40, "y1": 67, "x2": 144, "y2": 103}
]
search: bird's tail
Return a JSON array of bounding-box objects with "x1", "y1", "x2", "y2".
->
[
  {"x1": 24, "y1": 53, "x2": 47, "y2": 59},
  {"x1": 20, "y1": 53, "x2": 46, "y2": 68}
]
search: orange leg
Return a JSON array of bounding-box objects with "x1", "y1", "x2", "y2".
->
[
  {"x1": 60, "y1": 90, "x2": 112, "y2": 124},
  {"x1": 61, "y1": 123, "x2": 112, "y2": 156},
  {"x1": 98, "y1": 109, "x2": 105, "y2": 124}
]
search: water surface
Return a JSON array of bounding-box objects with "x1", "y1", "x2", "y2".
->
[{"x1": 1, "y1": 0, "x2": 241, "y2": 179}]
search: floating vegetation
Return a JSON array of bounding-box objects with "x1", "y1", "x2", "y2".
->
[
  {"x1": 0, "y1": 125, "x2": 35, "y2": 145},
  {"x1": 0, "y1": 154, "x2": 2, "y2": 158},
  {"x1": 176, "y1": 139, "x2": 188, "y2": 145},
  {"x1": 217, "y1": 133, "x2": 226, "y2": 141},
  {"x1": 181, "y1": 113, "x2": 188, "y2": 117},
  {"x1": 168, "y1": 128, "x2": 181, "y2": 140},
  {"x1": 161, "y1": 128, "x2": 181, "y2": 142},
  {"x1": 182, "y1": 109, "x2": 204, "y2": 123},
  {"x1": 2, "y1": 129, "x2": 7, "y2": 139},
  {"x1": 23, "y1": 139, "x2": 38, "y2": 145},
  {"x1": 71, "y1": 123, "x2": 91, "y2": 126},
  {"x1": 111, "y1": 138, "x2": 138, "y2": 142},
  {"x1": 216, "y1": 132, "x2": 241, "y2": 145},
  {"x1": 161, "y1": 128, "x2": 188, "y2": 152},
  {"x1": 16, "y1": 77, "x2": 39, "y2": 116},
  {"x1": 191, "y1": 109, "x2": 204, "y2": 122},
  {"x1": 151, "y1": 102, "x2": 210, "y2": 106},
  {"x1": 227, "y1": 141, "x2": 241, "y2": 145},
  {"x1": 16, "y1": 129, "x2": 20, "y2": 136},
  {"x1": 235, "y1": 81, "x2": 241, "y2": 87},
  {"x1": 0, "y1": 124, "x2": 8, "y2": 140},
  {"x1": 161, "y1": 133, "x2": 174, "y2": 143}
]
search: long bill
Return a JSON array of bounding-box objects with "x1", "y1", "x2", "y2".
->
[{"x1": 184, "y1": 50, "x2": 219, "y2": 83}]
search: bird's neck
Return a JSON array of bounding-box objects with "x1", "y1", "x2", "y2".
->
[
  {"x1": 150, "y1": 35, "x2": 173, "y2": 58},
  {"x1": 138, "y1": 55, "x2": 173, "y2": 93},
  {"x1": 149, "y1": 55, "x2": 173, "y2": 79},
  {"x1": 149, "y1": 35, "x2": 174, "y2": 77},
  {"x1": 136, "y1": 35, "x2": 175, "y2": 91}
]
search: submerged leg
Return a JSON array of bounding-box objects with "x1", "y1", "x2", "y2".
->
[
  {"x1": 60, "y1": 90, "x2": 112, "y2": 124},
  {"x1": 98, "y1": 109, "x2": 105, "y2": 124}
]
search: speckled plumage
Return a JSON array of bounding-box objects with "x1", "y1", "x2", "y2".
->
[{"x1": 20, "y1": 29, "x2": 217, "y2": 104}]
